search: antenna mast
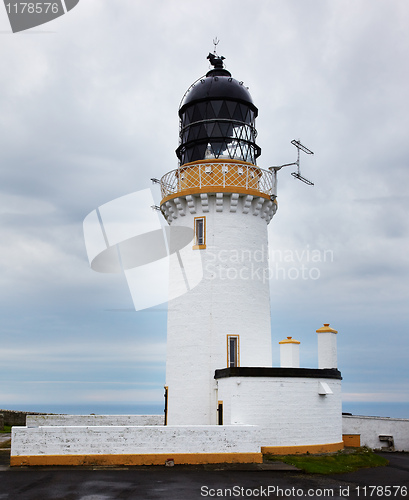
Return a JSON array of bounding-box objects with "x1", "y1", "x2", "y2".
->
[{"x1": 270, "y1": 139, "x2": 314, "y2": 186}]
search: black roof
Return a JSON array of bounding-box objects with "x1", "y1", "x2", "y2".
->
[{"x1": 179, "y1": 67, "x2": 257, "y2": 117}]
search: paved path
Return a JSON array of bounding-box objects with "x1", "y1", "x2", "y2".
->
[
  {"x1": 0, "y1": 433, "x2": 11, "y2": 446},
  {"x1": 0, "y1": 451, "x2": 408, "y2": 499}
]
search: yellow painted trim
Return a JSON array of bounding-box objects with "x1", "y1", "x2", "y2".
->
[
  {"x1": 316, "y1": 323, "x2": 338, "y2": 334},
  {"x1": 279, "y1": 336, "x2": 300, "y2": 345},
  {"x1": 261, "y1": 442, "x2": 344, "y2": 455},
  {"x1": 226, "y1": 334, "x2": 240, "y2": 368},
  {"x1": 10, "y1": 452, "x2": 263, "y2": 467},
  {"x1": 343, "y1": 434, "x2": 361, "y2": 448},
  {"x1": 161, "y1": 186, "x2": 271, "y2": 206},
  {"x1": 193, "y1": 216, "x2": 206, "y2": 249}
]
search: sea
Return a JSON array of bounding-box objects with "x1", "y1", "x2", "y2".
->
[
  {"x1": 342, "y1": 402, "x2": 409, "y2": 419},
  {"x1": 3, "y1": 402, "x2": 409, "y2": 419},
  {"x1": 2, "y1": 403, "x2": 164, "y2": 416}
]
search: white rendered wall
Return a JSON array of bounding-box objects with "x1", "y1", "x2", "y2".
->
[
  {"x1": 343, "y1": 415, "x2": 409, "y2": 452},
  {"x1": 11, "y1": 425, "x2": 260, "y2": 457},
  {"x1": 164, "y1": 192, "x2": 276, "y2": 425},
  {"x1": 26, "y1": 415, "x2": 164, "y2": 427},
  {"x1": 217, "y1": 376, "x2": 342, "y2": 446}
]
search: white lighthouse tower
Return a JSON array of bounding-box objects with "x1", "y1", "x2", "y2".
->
[
  {"x1": 160, "y1": 53, "x2": 277, "y2": 425},
  {"x1": 10, "y1": 53, "x2": 345, "y2": 467}
]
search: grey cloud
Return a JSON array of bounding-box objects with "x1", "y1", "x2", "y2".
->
[{"x1": 0, "y1": 0, "x2": 408, "y2": 413}]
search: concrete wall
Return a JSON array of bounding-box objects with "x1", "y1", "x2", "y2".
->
[
  {"x1": 343, "y1": 415, "x2": 409, "y2": 452},
  {"x1": 218, "y1": 376, "x2": 342, "y2": 447},
  {"x1": 26, "y1": 414, "x2": 164, "y2": 427},
  {"x1": 11, "y1": 425, "x2": 261, "y2": 465}
]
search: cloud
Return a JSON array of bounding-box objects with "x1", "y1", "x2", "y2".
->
[
  {"x1": 0, "y1": 0, "x2": 408, "y2": 414},
  {"x1": 343, "y1": 393, "x2": 409, "y2": 404},
  {"x1": 0, "y1": 341, "x2": 166, "y2": 366},
  {"x1": 0, "y1": 381, "x2": 164, "y2": 405}
]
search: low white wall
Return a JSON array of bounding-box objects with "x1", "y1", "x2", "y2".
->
[
  {"x1": 217, "y1": 376, "x2": 342, "y2": 446},
  {"x1": 11, "y1": 425, "x2": 260, "y2": 457},
  {"x1": 26, "y1": 414, "x2": 164, "y2": 428},
  {"x1": 343, "y1": 415, "x2": 409, "y2": 452}
]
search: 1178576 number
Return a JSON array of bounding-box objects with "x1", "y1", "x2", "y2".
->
[
  {"x1": 5, "y1": 3, "x2": 60, "y2": 14},
  {"x1": 355, "y1": 486, "x2": 407, "y2": 496}
]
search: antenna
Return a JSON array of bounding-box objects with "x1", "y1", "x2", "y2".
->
[
  {"x1": 269, "y1": 139, "x2": 314, "y2": 186},
  {"x1": 290, "y1": 140, "x2": 314, "y2": 185}
]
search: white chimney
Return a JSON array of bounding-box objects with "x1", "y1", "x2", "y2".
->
[
  {"x1": 316, "y1": 324, "x2": 338, "y2": 369},
  {"x1": 279, "y1": 337, "x2": 300, "y2": 368}
]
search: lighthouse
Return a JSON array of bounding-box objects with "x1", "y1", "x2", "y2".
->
[
  {"x1": 11, "y1": 53, "x2": 345, "y2": 467},
  {"x1": 160, "y1": 53, "x2": 277, "y2": 425}
]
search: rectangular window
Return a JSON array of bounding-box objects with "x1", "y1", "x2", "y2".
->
[
  {"x1": 193, "y1": 216, "x2": 206, "y2": 249},
  {"x1": 227, "y1": 335, "x2": 240, "y2": 367}
]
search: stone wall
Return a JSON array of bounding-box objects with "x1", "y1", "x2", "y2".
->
[{"x1": 0, "y1": 410, "x2": 48, "y2": 427}]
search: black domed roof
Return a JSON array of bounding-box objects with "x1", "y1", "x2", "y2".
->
[{"x1": 179, "y1": 68, "x2": 257, "y2": 117}]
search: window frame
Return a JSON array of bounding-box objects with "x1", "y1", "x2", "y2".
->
[
  {"x1": 217, "y1": 400, "x2": 223, "y2": 425},
  {"x1": 193, "y1": 216, "x2": 206, "y2": 249},
  {"x1": 227, "y1": 334, "x2": 240, "y2": 368}
]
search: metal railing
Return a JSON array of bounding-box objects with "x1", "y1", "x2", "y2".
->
[{"x1": 160, "y1": 162, "x2": 276, "y2": 200}]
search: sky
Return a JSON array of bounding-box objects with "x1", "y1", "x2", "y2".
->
[{"x1": 0, "y1": 0, "x2": 408, "y2": 418}]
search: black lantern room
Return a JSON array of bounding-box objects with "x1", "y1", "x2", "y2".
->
[{"x1": 176, "y1": 53, "x2": 261, "y2": 167}]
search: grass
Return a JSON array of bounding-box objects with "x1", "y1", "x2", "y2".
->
[
  {"x1": 0, "y1": 425, "x2": 11, "y2": 433},
  {"x1": 265, "y1": 448, "x2": 389, "y2": 474}
]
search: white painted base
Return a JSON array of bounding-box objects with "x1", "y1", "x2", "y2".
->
[{"x1": 11, "y1": 425, "x2": 260, "y2": 457}]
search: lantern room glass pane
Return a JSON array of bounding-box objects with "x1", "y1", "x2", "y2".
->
[{"x1": 178, "y1": 95, "x2": 260, "y2": 165}]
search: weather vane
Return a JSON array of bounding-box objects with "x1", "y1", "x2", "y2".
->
[
  {"x1": 213, "y1": 37, "x2": 220, "y2": 55},
  {"x1": 208, "y1": 37, "x2": 225, "y2": 69}
]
